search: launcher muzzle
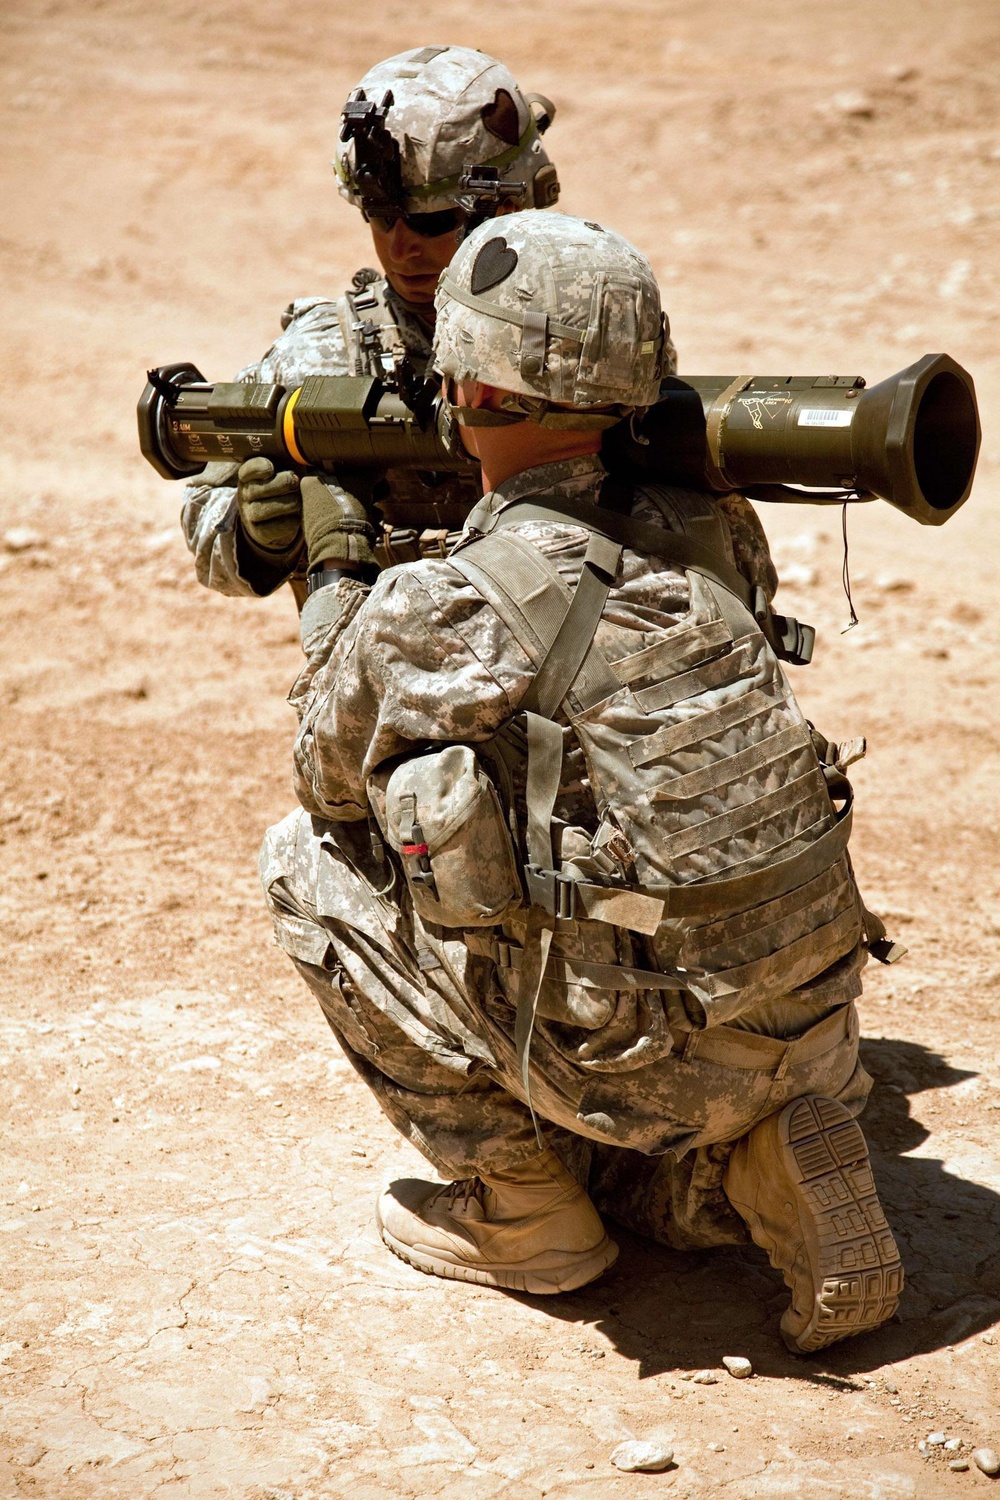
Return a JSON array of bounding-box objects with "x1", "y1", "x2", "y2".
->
[{"x1": 138, "y1": 353, "x2": 980, "y2": 526}]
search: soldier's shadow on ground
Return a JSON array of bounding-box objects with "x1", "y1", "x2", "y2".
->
[{"x1": 525, "y1": 1038, "x2": 1000, "y2": 1380}]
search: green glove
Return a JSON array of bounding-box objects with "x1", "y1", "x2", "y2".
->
[
  {"x1": 300, "y1": 474, "x2": 377, "y2": 572},
  {"x1": 236, "y1": 457, "x2": 303, "y2": 561}
]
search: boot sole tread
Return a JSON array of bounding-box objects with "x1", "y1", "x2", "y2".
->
[
  {"x1": 779, "y1": 1096, "x2": 903, "y2": 1353},
  {"x1": 379, "y1": 1227, "x2": 619, "y2": 1295}
]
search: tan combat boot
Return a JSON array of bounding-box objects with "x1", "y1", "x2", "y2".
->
[
  {"x1": 377, "y1": 1148, "x2": 619, "y2": 1294},
  {"x1": 724, "y1": 1095, "x2": 903, "y2": 1353}
]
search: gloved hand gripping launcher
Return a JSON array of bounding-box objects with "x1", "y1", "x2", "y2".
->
[{"x1": 138, "y1": 352, "x2": 980, "y2": 528}]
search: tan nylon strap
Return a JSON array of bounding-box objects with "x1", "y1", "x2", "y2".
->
[
  {"x1": 633, "y1": 636, "x2": 757, "y2": 713},
  {"x1": 611, "y1": 617, "x2": 733, "y2": 687},
  {"x1": 521, "y1": 532, "x2": 623, "y2": 718},
  {"x1": 629, "y1": 683, "x2": 787, "y2": 768},
  {"x1": 438, "y1": 273, "x2": 586, "y2": 343},
  {"x1": 486, "y1": 943, "x2": 687, "y2": 992},
  {"x1": 650, "y1": 721, "x2": 814, "y2": 802},
  {"x1": 647, "y1": 794, "x2": 853, "y2": 920},
  {"x1": 703, "y1": 376, "x2": 753, "y2": 490},
  {"x1": 451, "y1": 531, "x2": 621, "y2": 713},
  {"x1": 657, "y1": 767, "x2": 828, "y2": 863},
  {"x1": 514, "y1": 904, "x2": 554, "y2": 1148},
  {"x1": 524, "y1": 712, "x2": 563, "y2": 874}
]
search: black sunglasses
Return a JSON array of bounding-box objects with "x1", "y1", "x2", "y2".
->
[{"x1": 366, "y1": 207, "x2": 464, "y2": 238}]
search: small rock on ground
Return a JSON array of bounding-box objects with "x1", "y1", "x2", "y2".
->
[
  {"x1": 3, "y1": 528, "x2": 43, "y2": 553},
  {"x1": 722, "y1": 1356, "x2": 753, "y2": 1379},
  {"x1": 611, "y1": 1440, "x2": 674, "y2": 1473},
  {"x1": 926, "y1": 1432, "x2": 946, "y2": 1445},
  {"x1": 13, "y1": 1445, "x2": 45, "y2": 1468},
  {"x1": 972, "y1": 1449, "x2": 1000, "y2": 1476},
  {"x1": 949, "y1": 1460, "x2": 970, "y2": 1472},
  {"x1": 692, "y1": 1369, "x2": 719, "y2": 1385}
]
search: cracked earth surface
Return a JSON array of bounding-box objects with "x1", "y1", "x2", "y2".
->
[{"x1": 1, "y1": 1, "x2": 999, "y2": 1496}]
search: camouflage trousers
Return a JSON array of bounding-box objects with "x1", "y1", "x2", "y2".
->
[{"x1": 260, "y1": 809, "x2": 872, "y2": 1251}]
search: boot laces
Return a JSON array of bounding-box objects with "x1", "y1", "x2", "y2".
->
[{"x1": 438, "y1": 1177, "x2": 488, "y2": 1219}]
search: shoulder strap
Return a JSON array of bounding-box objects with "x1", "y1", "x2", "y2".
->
[
  {"x1": 449, "y1": 531, "x2": 622, "y2": 714},
  {"x1": 485, "y1": 492, "x2": 814, "y2": 667}
]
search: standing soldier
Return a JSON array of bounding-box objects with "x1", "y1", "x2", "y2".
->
[
  {"x1": 181, "y1": 46, "x2": 564, "y2": 605},
  {"x1": 261, "y1": 212, "x2": 903, "y2": 1354}
]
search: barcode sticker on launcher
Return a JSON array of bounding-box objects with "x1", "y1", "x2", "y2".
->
[{"x1": 798, "y1": 408, "x2": 855, "y2": 427}]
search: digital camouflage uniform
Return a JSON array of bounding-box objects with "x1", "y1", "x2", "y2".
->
[
  {"x1": 180, "y1": 286, "x2": 485, "y2": 599},
  {"x1": 261, "y1": 452, "x2": 872, "y2": 1250},
  {"x1": 181, "y1": 45, "x2": 572, "y2": 603}
]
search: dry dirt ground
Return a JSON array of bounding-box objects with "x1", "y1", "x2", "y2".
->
[{"x1": 2, "y1": 2, "x2": 1000, "y2": 1497}]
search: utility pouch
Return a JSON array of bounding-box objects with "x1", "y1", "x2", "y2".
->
[{"x1": 374, "y1": 745, "x2": 523, "y2": 928}]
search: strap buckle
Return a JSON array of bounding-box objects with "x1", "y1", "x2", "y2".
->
[
  {"x1": 524, "y1": 865, "x2": 578, "y2": 920},
  {"x1": 752, "y1": 588, "x2": 816, "y2": 666}
]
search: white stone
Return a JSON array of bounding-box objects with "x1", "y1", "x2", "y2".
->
[
  {"x1": 610, "y1": 1440, "x2": 674, "y2": 1473},
  {"x1": 972, "y1": 1449, "x2": 1000, "y2": 1476},
  {"x1": 707, "y1": 1442, "x2": 726, "y2": 1452},
  {"x1": 926, "y1": 1432, "x2": 946, "y2": 1445},
  {"x1": 3, "y1": 527, "x2": 43, "y2": 553},
  {"x1": 830, "y1": 90, "x2": 875, "y2": 118},
  {"x1": 692, "y1": 1369, "x2": 719, "y2": 1385},
  {"x1": 944, "y1": 1438, "x2": 962, "y2": 1451},
  {"x1": 722, "y1": 1356, "x2": 753, "y2": 1379},
  {"x1": 949, "y1": 1460, "x2": 970, "y2": 1472}
]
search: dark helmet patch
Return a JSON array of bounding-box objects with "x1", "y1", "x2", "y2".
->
[
  {"x1": 470, "y1": 237, "x2": 519, "y2": 295},
  {"x1": 480, "y1": 88, "x2": 522, "y2": 146}
]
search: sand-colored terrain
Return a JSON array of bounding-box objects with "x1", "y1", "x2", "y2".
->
[{"x1": 2, "y1": 2, "x2": 999, "y2": 1495}]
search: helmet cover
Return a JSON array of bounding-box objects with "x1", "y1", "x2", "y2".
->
[
  {"x1": 335, "y1": 46, "x2": 559, "y2": 217},
  {"x1": 434, "y1": 212, "x2": 666, "y2": 409}
]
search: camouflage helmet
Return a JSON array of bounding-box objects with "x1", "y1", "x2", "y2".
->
[
  {"x1": 335, "y1": 47, "x2": 559, "y2": 219},
  {"x1": 434, "y1": 213, "x2": 666, "y2": 420}
]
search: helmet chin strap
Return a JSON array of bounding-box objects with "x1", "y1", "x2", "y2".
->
[{"x1": 446, "y1": 382, "x2": 632, "y2": 432}]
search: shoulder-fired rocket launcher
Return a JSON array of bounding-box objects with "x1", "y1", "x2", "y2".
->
[{"x1": 138, "y1": 353, "x2": 980, "y2": 527}]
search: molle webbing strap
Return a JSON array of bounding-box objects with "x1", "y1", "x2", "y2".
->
[
  {"x1": 611, "y1": 618, "x2": 733, "y2": 687},
  {"x1": 632, "y1": 636, "x2": 757, "y2": 713},
  {"x1": 650, "y1": 721, "x2": 814, "y2": 802},
  {"x1": 649, "y1": 793, "x2": 854, "y2": 920},
  {"x1": 628, "y1": 683, "x2": 787, "y2": 767},
  {"x1": 656, "y1": 767, "x2": 828, "y2": 863}
]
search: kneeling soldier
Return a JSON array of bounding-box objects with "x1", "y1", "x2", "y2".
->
[{"x1": 262, "y1": 212, "x2": 903, "y2": 1353}]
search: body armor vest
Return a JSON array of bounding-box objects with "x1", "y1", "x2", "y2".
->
[{"x1": 382, "y1": 481, "x2": 901, "y2": 1133}]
